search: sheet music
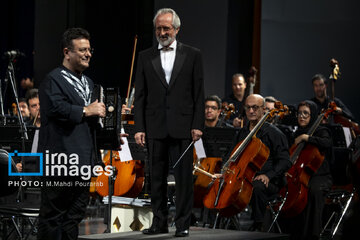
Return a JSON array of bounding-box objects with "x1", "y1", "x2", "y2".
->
[
  {"x1": 342, "y1": 127, "x2": 352, "y2": 147},
  {"x1": 194, "y1": 138, "x2": 206, "y2": 159},
  {"x1": 118, "y1": 127, "x2": 133, "y2": 162}
]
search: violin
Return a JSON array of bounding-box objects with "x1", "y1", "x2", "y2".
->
[
  {"x1": 203, "y1": 103, "x2": 285, "y2": 216},
  {"x1": 95, "y1": 150, "x2": 144, "y2": 198},
  {"x1": 192, "y1": 149, "x2": 222, "y2": 208},
  {"x1": 217, "y1": 103, "x2": 235, "y2": 126},
  {"x1": 329, "y1": 58, "x2": 360, "y2": 137},
  {"x1": 279, "y1": 102, "x2": 337, "y2": 218}
]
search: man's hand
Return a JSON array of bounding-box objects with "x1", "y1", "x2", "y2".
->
[
  {"x1": 294, "y1": 134, "x2": 309, "y2": 146},
  {"x1": 16, "y1": 163, "x2": 22, "y2": 172},
  {"x1": 254, "y1": 174, "x2": 270, "y2": 188},
  {"x1": 233, "y1": 117, "x2": 242, "y2": 128},
  {"x1": 135, "y1": 132, "x2": 146, "y2": 147},
  {"x1": 191, "y1": 129, "x2": 203, "y2": 141},
  {"x1": 84, "y1": 99, "x2": 106, "y2": 117},
  {"x1": 121, "y1": 104, "x2": 134, "y2": 114}
]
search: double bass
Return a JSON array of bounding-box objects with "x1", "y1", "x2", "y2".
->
[
  {"x1": 203, "y1": 102, "x2": 286, "y2": 216},
  {"x1": 329, "y1": 58, "x2": 360, "y2": 137},
  {"x1": 280, "y1": 102, "x2": 337, "y2": 218}
]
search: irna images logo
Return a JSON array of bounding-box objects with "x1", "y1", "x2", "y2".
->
[
  {"x1": 8, "y1": 150, "x2": 112, "y2": 180},
  {"x1": 8, "y1": 150, "x2": 43, "y2": 176}
]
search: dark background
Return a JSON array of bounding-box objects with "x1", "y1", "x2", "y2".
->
[{"x1": 1, "y1": 0, "x2": 359, "y2": 120}]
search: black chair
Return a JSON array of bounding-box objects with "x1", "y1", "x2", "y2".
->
[
  {"x1": 266, "y1": 191, "x2": 288, "y2": 233},
  {"x1": 320, "y1": 186, "x2": 355, "y2": 239},
  {"x1": 0, "y1": 149, "x2": 40, "y2": 240}
]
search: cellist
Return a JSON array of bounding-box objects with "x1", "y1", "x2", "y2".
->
[
  {"x1": 234, "y1": 94, "x2": 291, "y2": 231},
  {"x1": 282, "y1": 100, "x2": 333, "y2": 240}
]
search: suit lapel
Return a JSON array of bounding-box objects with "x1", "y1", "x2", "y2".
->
[
  {"x1": 169, "y1": 42, "x2": 186, "y2": 90},
  {"x1": 151, "y1": 48, "x2": 168, "y2": 88}
]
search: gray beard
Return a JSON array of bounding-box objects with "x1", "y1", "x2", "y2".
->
[{"x1": 157, "y1": 35, "x2": 176, "y2": 47}]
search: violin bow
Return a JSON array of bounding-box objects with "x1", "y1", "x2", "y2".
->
[{"x1": 125, "y1": 35, "x2": 138, "y2": 107}]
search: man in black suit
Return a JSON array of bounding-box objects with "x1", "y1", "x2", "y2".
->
[
  {"x1": 37, "y1": 28, "x2": 105, "y2": 240},
  {"x1": 134, "y1": 8, "x2": 204, "y2": 237}
]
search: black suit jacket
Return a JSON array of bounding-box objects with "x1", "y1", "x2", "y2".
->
[
  {"x1": 38, "y1": 66, "x2": 95, "y2": 167},
  {"x1": 134, "y1": 42, "x2": 205, "y2": 139}
]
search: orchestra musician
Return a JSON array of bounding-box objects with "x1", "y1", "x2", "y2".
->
[
  {"x1": 205, "y1": 95, "x2": 232, "y2": 128},
  {"x1": 264, "y1": 96, "x2": 277, "y2": 112},
  {"x1": 37, "y1": 27, "x2": 106, "y2": 240},
  {"x1": 134, "y1": 8, "x2": 204, "y2": 237},
  {"x1": 310, "y1": 74, "x2": 355, "y2": 121},
  {"x1": 18, "y1": 98, "x2": 30, "y2": 121},
  {"x1": 281, "y1": 100, "x2": 333, "y2": 240},
  {"x1": 26, "y1": 88, "x2": 40, "y2": 127},
  {"x1": 234, "y1": 94, "x2": 291, "y2": 231},
  {"x1": 222, "y1": 73, "x2": 247, "y2": 128}
]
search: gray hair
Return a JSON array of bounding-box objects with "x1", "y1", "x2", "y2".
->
[
  {"x1": 153, "y1": 8, "x2": 181, "y2": 29},
  {"x1": 264, "y1": 96, "x2": 277, "y2": 103}
]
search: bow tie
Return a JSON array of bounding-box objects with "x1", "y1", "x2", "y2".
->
[{"x1": 160, "y1": 47, "x2": 174, "y2": 52}]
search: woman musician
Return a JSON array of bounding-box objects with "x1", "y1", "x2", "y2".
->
[{"x1": 282, "y1": 100, "x2": 333, "y2": 240}]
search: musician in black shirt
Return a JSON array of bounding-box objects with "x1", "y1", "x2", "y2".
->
[
  {"x1": 234, "y1": 94, "x2": 291, "y2": 231},
  {"x1": 310, "y1": 74, "x2": 355, "y2": 121}
]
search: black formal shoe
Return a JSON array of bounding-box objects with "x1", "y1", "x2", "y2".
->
[
  {"x1": 142, "y1": 225, "x2": 169, "y2": 235},
  {"x1": 175, "y1": 229, "x2": 189, "y2": 237},
  {"x1": 248, "y1": 222, "x2": 263, "y2": 232}
]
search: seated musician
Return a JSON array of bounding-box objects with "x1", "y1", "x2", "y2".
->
[
  {"x1": 205, "y1": 95, "x2": 232, "y2": 128},
  {"x1": 25, "y1": 88, "x2": 41, "y2": 127},
  {"x1": 282, "y1": 100, "x2": 333, "y2": 240},
  {"x1": 310, "y1": 74, "x2": 355, "y2": 121},
  {"x1": 233, "y1": 94, "x2": 291, "y2": 231},
  {"x1": 264, "y1": 96, "x2": 277, "y2": 112}
]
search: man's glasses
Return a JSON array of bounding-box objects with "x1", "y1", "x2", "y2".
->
[
  {"x1": 205, "y1": 105, "x2": 219, "y2": 111},
  {"x1": 244, "y1": 105, "x2": 263, "y2": 111},
  {"x1": 155, "y1": 26, "x2": 174, "y2": 33},
  {"x1": 70, "y1": 47, "x2": 94, "y2": 54},
  {"x1": 297, "y1": 111, "x2": 310, "y2": 118}
]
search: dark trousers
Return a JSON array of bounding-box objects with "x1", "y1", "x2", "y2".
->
[
  {"x1": 37, "y1": 177, "x2": 90, "y2": 240},
  {"x1": 148, "y1": 137, "x2": 193, "y2": 231},
  {"x1": 250, "y1": 180, "x2": 280, "y2": 223}
]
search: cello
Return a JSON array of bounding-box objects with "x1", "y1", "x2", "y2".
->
[
  {"x1": 192, "y1": 150, "x2": 222, "y2": 208},
  {"x1": 95, "y1": 150, "x2": 144, "y2": 198},
  {"x1": 279, "y1": 102, "x2": 337, "y2": 218},
  {"x1": 203, "y1": 102, "x2": 285, "y2": 216}
]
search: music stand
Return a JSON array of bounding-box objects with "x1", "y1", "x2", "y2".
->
[
  {"x1": 201, "y1": 127, "x2": 238, "y2": 159},
  {"x1": 123, "y1": 123, "x2": 149, "y2": 198}
]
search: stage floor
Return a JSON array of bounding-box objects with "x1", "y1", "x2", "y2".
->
[{"x1": 78, "y1": 227, "x2": 289, "y2": 240}]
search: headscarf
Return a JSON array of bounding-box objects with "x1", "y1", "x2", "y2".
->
[{"x1": 294, "y1": 100, "x2": 319, "y2": 137}]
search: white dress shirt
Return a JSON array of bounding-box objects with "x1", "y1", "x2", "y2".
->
[{"x1": 158, "y1": 40, "x2": 177, "y2": 84}]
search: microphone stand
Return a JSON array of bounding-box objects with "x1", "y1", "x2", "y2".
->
[
  {"x1": 7, "y1": 59, "x2": 28, "y2": 202},
  {"x1": 104, "y1": 150, "x2": 116, "y2": 233}
]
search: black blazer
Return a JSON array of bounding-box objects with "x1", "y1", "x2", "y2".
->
[
  {"x1": 134, "y1": 42, "x2": 205, "y2": 139},
  {"x1": 38, "y1": 67, "x2": 95, "y2": 167}
]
